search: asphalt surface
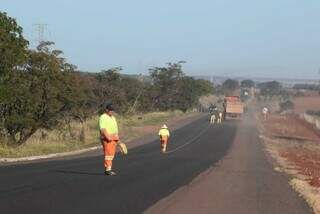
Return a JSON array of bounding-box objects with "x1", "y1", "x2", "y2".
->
[
  {"x1": 146, "y1": 113, "x2": 312, "y2": 214},
  {"x1": 0, "y1": 116, "x2": 236, "y2": 214},
  {"x1": 0, "y1": 114, "x2": 312, "y2": 214}
]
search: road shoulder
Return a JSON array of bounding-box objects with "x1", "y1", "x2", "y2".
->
[
  {"x1": 145, "y1": 116, "x2": 312, "y2": 214},
  {"x1": 258, "y1": 113, "x2": 320, "y2": 214},
  {"x1": 0, "y1": 114, "x2": 204, "y2": 165}
]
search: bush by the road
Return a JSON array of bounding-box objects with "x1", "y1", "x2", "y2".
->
[
  {"x1": 306, "y1": 110, "x2": 320, "y2": 117},
  {"x1": 0, "y1": 111, "x2": 196, "y2": 158},
  {"x1": 279, "y1": 100, "x2": 294, "y2": 113},
  {"x1": 0, "y1": 12, "x2": 213, "y2": 146}
]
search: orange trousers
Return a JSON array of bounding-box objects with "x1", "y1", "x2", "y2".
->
[
  {"x1": 160, "y1": 136, "x2": 168, "y2": 152},
  {"x1": 102, "y1": 140, "x2": 117, "y2": 171}
]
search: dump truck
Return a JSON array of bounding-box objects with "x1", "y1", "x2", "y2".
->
[{"x1": 223, "y1": 96, "x2": 244, "y2": 119}]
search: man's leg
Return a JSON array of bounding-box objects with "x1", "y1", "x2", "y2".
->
[
  {"x1": 161, "y1": 138, "x2": 168, "y2": 153},
  {"x1": 163, "y1": 143, "x2": 167, "y2": 152},
  {"x1": 103, "y1": 141, "x2": 117, "y2": 175}
]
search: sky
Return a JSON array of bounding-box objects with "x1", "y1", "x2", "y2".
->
[{"x1": 2, "y1": 0, "x2": 320, "y2": 79}]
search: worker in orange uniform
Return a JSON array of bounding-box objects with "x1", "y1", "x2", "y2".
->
[
  {"x1": 158, "y1": 124, "x2": 170, "y2": 153},
  {"x1": 99, "y1": 103, "x2": 119, "y2": 176}
]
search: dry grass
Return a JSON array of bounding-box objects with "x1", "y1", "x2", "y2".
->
[
  {"x1": 0, "y1": 110, "x2": 197, "y2": 158},
  {"x1": 261, "y1": 136, "x2": 320, "y2": 214},
  {"x1": 258, "y1": 113, "x2": 320, "y2": 213},
  {"x1": 291, "y1": 179, "x2": 320, "y2": 214}
]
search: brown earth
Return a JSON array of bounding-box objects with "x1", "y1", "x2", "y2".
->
[
  {"x1": 258, "y1": 111, "x2": 320, "y2": 213},
  {"x1": 294, "y1": 95, "x2": 320, "y2": 113},
  {"x1": 281, "y1": 146, "x2": 320, "y2": 187},
  {"x1": 259, "y1": 113, "x2": 320, "y2": 188},
  {"x1": 261, "y1": 114, "x2": 320, "y2": 141}
]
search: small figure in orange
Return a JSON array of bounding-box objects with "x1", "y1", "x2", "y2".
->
[{"x1": 158, "y1": 124, "x2": 170, "y2": 153}]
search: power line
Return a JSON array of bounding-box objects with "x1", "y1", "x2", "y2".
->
[{"x1": 32, "y1": 23, "x2": 48, "y2": 45}]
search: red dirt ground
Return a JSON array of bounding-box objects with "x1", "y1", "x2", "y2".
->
[
  {"x1": 262, "y1": 114, "x2": 320, "y2": 141},
  {"x1": 261, "y1": 113, "x2": 320, "y2": 187},
  {"x1": 281, "y1": 147, "x2": 320, "y2": 187},
  {"x1": 294, "y1": 95, "x2": 320, "y2": 113}
]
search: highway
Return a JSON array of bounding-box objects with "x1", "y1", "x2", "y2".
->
[{"x1": 0, "y1": 114, "x2": 311, "y2": 214}]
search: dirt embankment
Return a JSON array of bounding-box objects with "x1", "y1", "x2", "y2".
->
[
  {"x1": 293, "y1": 93, "x2": 320, "y2": 113},
  {"x1": 258, "y1": 113, "x2": 320, "y2": 214}
]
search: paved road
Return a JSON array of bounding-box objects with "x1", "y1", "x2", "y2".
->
[
  {"x1": 146, "y1": 114, "x2": 312, "y2": 214},
  {"x1": 0, "y1": 114, "x2": 312, "y2": 214}
]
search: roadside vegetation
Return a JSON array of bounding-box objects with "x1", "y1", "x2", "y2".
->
[
  {"x1": 306, "y1": 110, "x2": 320, "y2": 117},
  {"x1": 256, "y1": 82, "x2": 320, "y2": 214},
  {"x1": 258, "y1": 112, "x2": 320, "y2": 214},
  {"x1": 0, "y1": 110, "x2": 197, "y2": 158},
  {"x1": 0, "y1": 12, "x2": 213, "y2": 157}
]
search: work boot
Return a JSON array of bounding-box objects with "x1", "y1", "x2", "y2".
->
[{"x1": 105, "y1": 170, "x2": 116, "y2": 176}]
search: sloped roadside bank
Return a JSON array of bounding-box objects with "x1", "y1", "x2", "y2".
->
[
  {"x1": 258, "y1": 113, "x2": 320, "y2": 214},
  {"x1": 0, "y1": 111, "x2": 203, "y2": 164}
]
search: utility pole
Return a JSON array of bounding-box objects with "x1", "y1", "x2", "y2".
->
[
  {"x1": 318, "y1": 68, "x2": 320, "y2": 93},
  {"x1": 127, "y1": 73, "x2": 144, "y2": 114},
  {"x1": 318, "y1": 67, "x2": 320, "y2": 84},
  {"x1": 33, "y1": 23, "x2": 48, "y2": 45}
]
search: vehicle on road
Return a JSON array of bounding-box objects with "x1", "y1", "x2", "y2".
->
[{"x1": 223, "y1": 96, "x2": 244, "y2": 119}]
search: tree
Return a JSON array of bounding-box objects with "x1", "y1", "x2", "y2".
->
[
  {"x1": 149, "y1": 63, "x2": 214, "y2": 112},
  {"x1": 0, "y1": 12, "x2": 29, "y2": 135},
  {"x1": 241, "y1": 79, "x2": 255, "y2": 88},
  {"x1": 149, "y1": 63, "x2": 184, "y2": 111},
  {"x1": 1, "y1": 42, "x2": 78, "y2": 144},
  {"x1": 293, "y1": 84, "x2": 319, "y2": 91},
  {"x1": 258, "y1": 81, "x2": 282, "y2": 98},
  {"x1": 0, "y1": 12, "x2": 29, "y2": 77},
  {"x1": 94, "y1": 67, "x2": 132, "y2": 114},
  {"x1": 122, "y1": 76, "x2": 144, "y2": 114},
  {"x1": 279, "y1": 100, "x2": 294, "y2": 112},
  {"x1": 65, "y1": 72, "x2": 98, "y2": 141},
  {"x1": 194, "y1": 79, "x2": 214, "y2": 96},
  {"x1": 222, "y1": 79, "x2": 239, "y2": 95}
]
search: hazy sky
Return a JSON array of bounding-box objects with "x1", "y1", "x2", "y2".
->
[{"x1": 2, "y1": 0, "x2": 320, "y2": 79}]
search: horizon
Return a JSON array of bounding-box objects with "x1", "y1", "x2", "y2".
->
[{"x1": 2, "y1": 0, "x2": 320, "y2": 80}]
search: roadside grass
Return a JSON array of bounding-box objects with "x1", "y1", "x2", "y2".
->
[
  {"x1": 290, "y1": 179, "x2": 320, "y2": 214},
  {"x1": 257, "y1": 112, "x2": 320, "y2": 214},
  {"x1": 0, "y1": 111, "x2": 196, "y2": 158}
]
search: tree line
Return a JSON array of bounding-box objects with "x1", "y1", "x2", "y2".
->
[{"x1": 0, "y1": 12, "x2": 213, "y2": 145}]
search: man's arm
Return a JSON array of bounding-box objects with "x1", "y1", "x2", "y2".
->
[{"x1": 101, "y1": 128, "x2": 112, "y2": 142}]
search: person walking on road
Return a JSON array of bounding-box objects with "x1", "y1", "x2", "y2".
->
[
  {"x1": 99, "y1": 103, "x2": 120, "y2": 176},
  {"x1": 210, "y1": 113, "x2": 216, "y2": 124},
  {"x1": 158, "y1": 124, "x2": 170, "y2": 153},
  {"x1": 218, "y1": 112, "x2": 223, "y2": 123},
  {"x1": 262, "y1": 107, "x2": 269, "y2": 121}
]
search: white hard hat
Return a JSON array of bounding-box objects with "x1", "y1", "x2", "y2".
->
[{"x1": 161, "y1": 124, "x2": 168, "y2": 129}]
